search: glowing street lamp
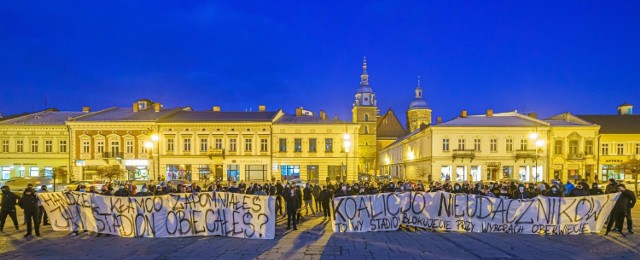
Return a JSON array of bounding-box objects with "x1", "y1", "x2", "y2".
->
[
  {"x1": 529, "y1": 132, "x2": 545, "y2": 182},
  {"x1": 342, "y1": 133, "x2": 351, "y2": 183}
]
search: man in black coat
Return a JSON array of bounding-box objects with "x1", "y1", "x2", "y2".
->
[
  {"x1": 312, "y1": 183, "x2": 321, "y2": 212},
  {"x1": 606, "y1": 184, "x2": 633, "y2": 236},
  {"x1": 275, "y1": 181, "x2": 284, "y2": 216},
  {"x1": 319, "y1": 186, "x2": 332, "y2": 219},
  {"x1": 605, "y1": 178, "x2": 618, "y2": 194},
  {"x1": 0, "y1": 185, "x2": 20, "y2": 231},
  {"x1": 623, "y1": 185, "x2": 636, "y2": 234},
  {"x1": 19, "y1": 187, "x2": 40, "y2": 237},
  {"x1": 284, "y1": 187, "x2": 300, "y2": 230}
]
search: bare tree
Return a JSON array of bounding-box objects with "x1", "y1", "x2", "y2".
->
[
  {"x1": 616, "y1": 159, "x2": 640, "y2": 194},
  {"x1": 97, "y1": 165, "x2": 124, "y2": 181}
]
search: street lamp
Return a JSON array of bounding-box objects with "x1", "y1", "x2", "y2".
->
[
  {"x1": 148, "y1": 134, "x2": 160, "y2": 181},
  {"x1": 343, "y1": 133, "x2": 351, "y2": 183},
  {"x1": 529, "y1": 132, "x2": 545, "y2": 183}
]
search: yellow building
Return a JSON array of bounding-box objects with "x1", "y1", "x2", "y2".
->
[
  {"x1": 544, "y1": 113, "x2": 600, "y2": 182},
  {"x1": 380, "y1": 110, "x2": 551, "y2": 182},
  {"x1": 352, "y1": 57, "x2": 379, "y2": 174},
  {"x1": 578, "y1": 103, "x2": 640, "y2": 182},
  {"x1": 0, "y1": 108, "x2": 86, "y2": 182},
  {"x1": 272, "y1": 109, "x2": 359, "y2": 183},
  {"x1": 406, "y1": 77, "x2": 432, "y2": 132}
]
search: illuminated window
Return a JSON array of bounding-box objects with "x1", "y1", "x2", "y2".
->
[
  {"x1": 294, "y1": 138, "x2": 302, "y2": 152},
  {"x1": 325, "y1": 138, "x2": 333, "y2": 152}
]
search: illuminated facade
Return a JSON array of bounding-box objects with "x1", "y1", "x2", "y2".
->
[{"x1": 352, "y1": 57, "x2": 379, "y2": 174}]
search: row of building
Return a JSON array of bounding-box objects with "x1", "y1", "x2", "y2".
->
[{"x1": 1, "y1": 58, "x2": 638, "y2": 184}]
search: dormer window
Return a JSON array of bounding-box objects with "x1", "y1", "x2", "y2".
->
[{"x1": 138, "y1": 101, "x2": 147, "y2": 110}]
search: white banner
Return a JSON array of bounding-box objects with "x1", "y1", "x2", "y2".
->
[
  {"x1": 332, "y1": 191, "x2": 619, "y2": 235},
  {"x1": 37, "y1": 192, "x2": 276, "y2": 239}
]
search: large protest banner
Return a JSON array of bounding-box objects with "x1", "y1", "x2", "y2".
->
[
  {"x1": 332, "y1": 191, "x2": 619, "y2": 235},
  {"x1": 37, "y1": 192, "x2": 276, "y2": 239}
]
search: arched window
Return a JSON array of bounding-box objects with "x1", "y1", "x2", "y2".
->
[
  {"x1": 364, "y1": 125, "x2": 369, "y2": 134},
  {"x1": 364, "y1": 114, "x2": 369, "y2": 121}
]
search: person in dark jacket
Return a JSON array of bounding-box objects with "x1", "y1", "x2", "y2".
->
[
  {"x1": 622, "y1": 185, "x2": 636, "y2": 234},
  {"x1": 497, "y1": 186, "x2": 512, "y2": 199},
  {"x1": 590, "y1": 183, "x2": 604, "y2": 195},
  {"x1": 452, "y1": 183, "x2": 464, "y2": 194},
  {"x1": 544, "y1": 185, "x2": 563, "y2": 197},
  {"x1": 568, "y1": 183, "x2": 589, "y2": 197},
  {"x1": 303, "y1": 184, "x2": 315, "y2": 216},
  {"x1": 19, "y1": 187, "x2": 40, "y2": 237},
  {"x1": 284, "y1": 187, "x2": 300, "y2": 230},
  {"x1": 335, "y1": 184, "x2": 350, "y2": 197},
  {"x1": 606, "y1": 184, "x2": 633, "y2": 236},
  {"x1": 312, "y1": 183, "x2": 321, "y2": 212},
  {"x1": 605, "y1": 178, "x2": 618, "y2": 194},
  {"x1": 513, "y1": 184, "x2": 530, "y2": 200},
  {"x1": 135, "y1": 185, "x2": 153, "y2": 197},
  {"x1": 319, "y1": 186, "x2": 332, "y2": 219},
  {"x1": 0, "y1": 186, "x2": 20, "y2": 231},
  {"x1": 294, "y1": 186, "x2": 303, "y2": 223},
  {"x1": 114, "y1": 184, "x2": 131, "y2": 197}
]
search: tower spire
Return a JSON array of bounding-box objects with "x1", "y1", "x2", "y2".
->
[
  {"x1": 360, "y1": 56, "x2": 368, "y2": 86},
  {"x1": 415, "y1": 75, "x2": 423, "y2": 98}
]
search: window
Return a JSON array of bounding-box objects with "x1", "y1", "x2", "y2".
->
[
  {"x1": 520, "y1": 139, "x2": 528, "y2": 151},
  {"x1": 309, "y1": 138, "x2": 317, "y2": 152},
  {"x1": 82, "y1": 141, "x2": 90, "y2": 154},
  {"x1": 2, "y1": 140, "x2": 9, "y2": 152},
  {"x1": 200, "y1": 139, "x2": 208, "y2": 152},
  {"x1": 245, "y1": 138, "x2": 252, "y2": 152},
  {"x1": 281, "y1": 165, "x2": 300, "y2": 180},
  {"x1": 279, "y1": 138, "x2": 287, "y2": 152},
  {"x1": 364, "y1": 114, "x2": 369, "y2": 121},
  {"x1": 569, "y1": 140, "x2": 579, "y2": 155},
  {"x1": 601, "y1": 143, "x2": 609, "y2": 155},
  {"x1": 260, "y1": 138, "x2": 268, "y2": 152},
  {"x1": 506, "y1": 139, "x2": 513, "y2": 152},
  {"x1": 585, "y1": 140, "x2": 593, "y2": 155},
  {"x1": 126, "y1": 140, "x2": 134, "y2": 154},
  {"x1": 96, "y1": 141, "x2": 105, "y2": 153},
  {"x1": 443, "y1": 139, "x2": 450, "y2": 151},
  {"x1": 457, "y1": 139, "x2": 465, "y2": 150},
  {"x1": 184, "y1": 138, "x2": 191, "y2": 152},
  {"x1": 229, "y1": 138, "x2": 236, "y2": 152},
  {"x1": 198, "y1": 165, "x2": 210, "y2": 182},
  {"x1": 16, "y1": 140, "x2": 24, "y2": 152},
  {"x1": 45, "y1": 140, "x2": 53, "y2": 153},
  {"x1": 474, "y1": 139, "x2": 481, "y2": 151},
  {"x1": 215, "y1": 138, "x2": 222, "y2": 149},
  {"x1": 490, "y1": 139, "x2": 497, "y2": 152},
  {"x1": 554, "y1": 140, "x2": 563, "y2": 155},
  {"x1": 245, "y1": 164, "x2": 267, "y2": 181},
  {"x1": 325, "y1": 138, "x2": 333, "y2": 152},
  {"x1": 30, "y1": 166, "x2": 39, "y2": 177},
  {"x1": 617, "y1": 143, "x2": 624, "y2": 155},
  {"x1": 167, "y1": 139, "x2": 174, "y2": 152},
  {"x1": 31, "y1": 140, "x2": 38, "y2": 153},
  {"x1": 294, "y1": 138, "x2": 302, "y2": 152},
  {"x1": 59, "y1": 140, "x2": 67, "y2": 153},
  {"x1": 110, "y1": 141, "x2": 120, "y2": 154},
  {"x1": 636, "y1": 143, "x2": 640, "y2": 155},
  {"x1": 364, "y1": 126, "x2": 369, "y2": 134}
]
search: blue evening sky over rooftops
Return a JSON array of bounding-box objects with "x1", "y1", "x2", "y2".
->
[{"x1": 0, "y1": 1, "x2": 639, "y2": 125}]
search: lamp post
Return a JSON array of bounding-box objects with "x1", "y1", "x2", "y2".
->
[
  {"x1": 343, "y1": 133, "x2": 351, "y2": 184},
  {"x1": 529, "y1": 132, "x2": 545, "y2": 183},
  {"x1": 145, "y1": 134, "x2": 160, "y2": 181}
]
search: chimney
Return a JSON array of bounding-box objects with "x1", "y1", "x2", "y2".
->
[
  {"x1": 258, "y1": 105, "x2": 266, "y2": 112},
  {"x1": 213, "y1": 106, "x2": 221, "y2": 112},
  {"x1": 320, "y1": 110, "x2": 327, "y2": 121},
  {"x1": 460, "y1": 110, "x2": 468, "y2": 118},
  {"x1": 153, "y1": 103, "x2": 161, "y2": 112},
  {"x1": 295, "y1": 107, "x2": 303, "y2": 117},
  {"x1": 132, "y1": 103, "x2": 139, "y2": 112},
  {"x1": 82, "y1": 106, "x2": 91, "y2": 113},
  {"x1": 436, "y1": 117, "x2": 442, "y2": 125},
  {"x1": 486, "y1": 109, "x2": 493, "y2": 117},
  {"x1": 528, "y1": 112, "x2": 537, "y2": 119}
]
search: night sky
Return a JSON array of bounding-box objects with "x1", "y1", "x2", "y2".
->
[{"x1": 1, "y1": 1, "x2": 639, "y2": 124}]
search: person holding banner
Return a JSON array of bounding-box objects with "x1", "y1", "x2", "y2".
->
[
  {"x1": 0, "y1": 185, "x2": 20, "y2": 232},
  {"x1": 37, "y1": 185, "x2": 49, "y2": 226},
  {"x1": 18, "y1": 187, "x2": 40, "y2": 237},
  {"x1": 605, "y1": 184, "x2": 633, "y2": 237}
]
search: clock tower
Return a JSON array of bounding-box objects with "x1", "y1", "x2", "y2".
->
[{"x1": 352, "y1": 57, "x2": 379, "y2": 174}]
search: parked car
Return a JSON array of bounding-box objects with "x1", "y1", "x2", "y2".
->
[
  {"x1": 288, "y1": 178, "x2": 308, "y2": 189},
  {"x1": 3, "y1": 177, "x2": 53, "y2": 194},
  {"x1": 358, "y1": 173, "x2": 372, "y2": 182},
  {"x1": 375, "y1": 175, "x2": 392, "y2": 183},
  {"x1": 61, "y1": 180, "x2": 105, "y2": 191}
]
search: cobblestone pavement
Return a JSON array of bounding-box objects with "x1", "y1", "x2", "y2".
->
[{"x1": 1, "y1": 207, "x2": 639, "y2": 259}]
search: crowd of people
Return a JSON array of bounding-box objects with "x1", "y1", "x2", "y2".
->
[{"x1": 0, "y1": 177, "x2": 635, "y2": 237}]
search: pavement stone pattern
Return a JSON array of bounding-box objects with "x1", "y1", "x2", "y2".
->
[{"x1": 1, "y1": 207, "x2": 639, "y2": 259}]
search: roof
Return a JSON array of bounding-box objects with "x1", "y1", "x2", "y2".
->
[
  {"x1": 377, "y1": 109, "x2": 406, "y2": 138},
  {"x1": 73, "y1": 107, "x2": 179, "y2": 122},
  {"x1": 0, "y1": 109, "x2": 85, "y2": 125},
  {"x1": 619, "y1": 102, "x2": 633, "y2": 107},
  {"x1": 575, "y1": 115, "x2": 640, "y2": 134},
  {"x1": 544, "y1": 113, "x2": 597, "y2": 126},
  {"x1": 437, "y1": 111, "x2": 549, "y2": 127},
  {"x1": 275, "y1": 114, "x2": 349, "y2": 124},
  {"x1": 158, "y1": 110, "x2": 280, "y2": 123}
]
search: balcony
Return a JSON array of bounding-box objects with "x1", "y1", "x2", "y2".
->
[
  {"x1": 452, "y1": 149, "x2": 475, "y2": 162},
  {"x1": 568, "y1": 153, "x2": 585, "y2": 161},
  {"x1": 208, "y1": 149, "x2": 225, "y2": 159},
  {"x1": 515, "y1": 149, "x2": 538, "y2": 162}
]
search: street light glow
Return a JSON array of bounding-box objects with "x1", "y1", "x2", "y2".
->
[
  {"x1": 144, "y1": 141, "x2": 153, "y2": 149},
  {"x1": 529, "y1": 132, "x2": 538, "y2": 140},
  {"x1": 151, "y1": 134, "x2": 160, "y2": 142},
  {"x1": 535, "y1": 139, "x2": 545, "y2": 147}
]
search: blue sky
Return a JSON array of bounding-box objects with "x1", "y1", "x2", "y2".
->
[{"x1": 1, "y1": 1, "x2": 639, "y2": 124}]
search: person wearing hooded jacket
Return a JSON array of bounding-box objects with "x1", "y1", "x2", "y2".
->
[
  {"x1": 544, "y1": 185, "x2": 563, "y2": 197},
  {"x1": 568, "y1": 183, "x2": 589, "y2": 197},
  {"x1": 19, "y1": 187, "x2": 40, "y2": 237},
  {"x1": 513, "y1": 184, "x2": 530, "y2": 200},
  {"x1": 606, "y1": 184, "x2": 634, "y2": 236},
  {"x1": 452, "y1": 183, "x2": 464, "y2": 194},
  {"x1": 0, "y1": 185, "x2": 20, "y2": 232},
  {"x1": 590, "y1": 183, "x2": 604, "y2": 195}
]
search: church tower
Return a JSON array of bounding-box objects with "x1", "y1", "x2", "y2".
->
[
  {"x1": 352, "y1": 57, "x2": 378, "y2": 174},
  {"x1": 406, "y1": 76, "x2": 432, "y2": 132}
]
